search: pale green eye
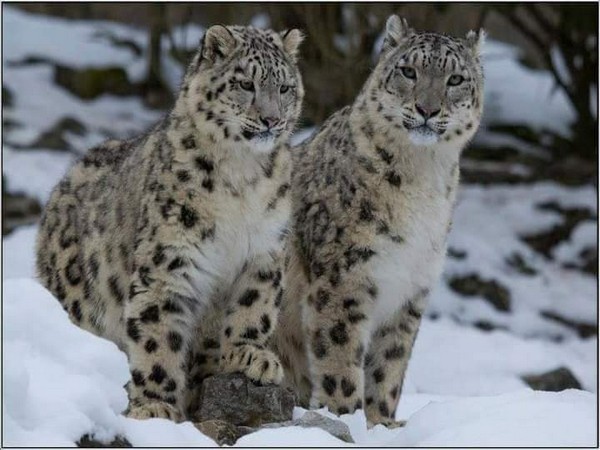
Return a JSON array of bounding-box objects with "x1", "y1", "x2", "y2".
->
[
  {"x1": 448, "y1": 74, "x2": 464, "y2": 86},
  {"x1": 400, "y1": 66, "x2": 416, "y2": 80},
  {"x1": 240, "y1": 80, "x2": 254, "y2": 91},
  {"x1": 280, "y1": 85, "x2": 291, "y2": 94}
]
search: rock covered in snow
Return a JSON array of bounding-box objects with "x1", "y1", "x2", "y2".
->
[
  {"x1": 260, "y1": 411, "x2": 354, "y2": 443},
  {"x1": 522, "y1": 366, "x2": 582, "y2": 392}
]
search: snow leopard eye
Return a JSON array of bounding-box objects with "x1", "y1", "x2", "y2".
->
[
  {"x1": 400, "y1": 66, "x2": 416, "y2": 80},
  {"x1": 280, "y1": 85, "x2": 291, "y2": 94},
  {"x1": 447, "y1": 74, "x2": 464, "y2": 86},
  {"x1": 240, "y1": 79, "x2": 255, "y2": 91}
]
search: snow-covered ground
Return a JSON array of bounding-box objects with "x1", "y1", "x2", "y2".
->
[
  {"x1": 2, "y1": 6, "x2": 597, "y2": 447},
  {"x1": 4, "y1": 279, "x2": 597, "y2": 447}
]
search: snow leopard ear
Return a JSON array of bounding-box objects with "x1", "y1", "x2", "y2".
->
[
  {"x1": 279, "y1": 29, "x2": 304, "y2": 61},
  {"x1": 202, "y1": 25, "x2": 238, "y2": 64},
  {"x1": 466, "y1": 28, "x2": 486, "y2": 56},
  {"x1": 382, "y1": 15, "x2": 413, "y2": 53}
]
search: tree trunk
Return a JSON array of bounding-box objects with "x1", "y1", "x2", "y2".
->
[{"x1": 144, "y1": 3, "x2": 172, "y2": 109}]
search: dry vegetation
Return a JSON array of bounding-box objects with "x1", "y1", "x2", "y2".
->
[{"x1": 11, "y1": 2, "x2": 598, "y2": 160}]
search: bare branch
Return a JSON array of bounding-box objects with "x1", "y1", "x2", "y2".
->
[{"x1": 502, "y1": 11, "x2": 577, "y2": 105}]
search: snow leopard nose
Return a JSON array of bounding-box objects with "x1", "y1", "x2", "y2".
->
[
  {"x1": 415, "y1": 104, "x2": 440, "y2": 120},
  {"x1": 260, "y1": 116, "x2": 280, "y2": 129}
]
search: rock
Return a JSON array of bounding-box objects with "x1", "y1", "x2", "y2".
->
[
  {"x1": 541, "y1": 156, "x2": 597, "y2": 187},
  {"x1": 522, "y1": 202, "x2": 595, "y2": 258},
  {"x1": 27, "y1": 117, "x2": 87, "y2": 151},
  {"x1": 54, "y1": 64, "x2": 138, "y2": 100},
  {"x1": 447, "y1": 247, "x2": 467, "y2": 260},
  {"x1": 505, "y1": 252, "x2": 538, "y2": 276},
  {"x1": 261, "y1": 411, "x2": 354, "y2": 443},
  {"x1": 487, "y1": 124, "x2": 544, "y2": 147},
  {"x1": 460, "y1": 164, "x2": 530, "y2": 185},
  {"x1": 194, "y1": 419, "x2": 253, "y2": 446},
  {"x1": 2, "y1": 85, "x2": 21, "y2": 137},
  {"x1": 540, "y1": 311, "x2": 597, "y2": 338},
  {"x1": 6, "y1": 55, "x2": 56, "y2": 67},
  {"x1": 3, "y1": 85, "x2": 14, "y2": 108},
  {"x1": 473, "y1": 320, "x2": 507, "y2": 333},
  {"x1": 77, "y1": 434, "x2": 131, "y2": 447},
  {"x1": 448, "y1": 274, "x2": 511, "y2": 312},
  {"x1": 578, "y1": 247, "x2": 598, "y2": 276},
  {"x1": 93, "y1": 31, "x2": 143, "y2": 57},
  {"x1": 2, "y1": 182, "x2": 42, "y2": 235},
  {"x1": 196, "y1": 373, "x2": 296, "y2": 427},
  {"x1": 522, "y1": 367, "x2": 583, "y2": 392},
  {"x1": 2, "y1": 117, "x2": 21, "y2": 134},
  {"x1": 563, "y1": 246, "x2": 598, "y2": 276}
]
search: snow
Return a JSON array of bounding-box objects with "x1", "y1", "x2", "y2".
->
[
  {"x1": 2, "y1": 5, "x2": 204, "y2": 92},
  {"x1": 407, "y1": 318, "x2": 597, "y2": 394},
  {"x1": 3, "y1": 63, "x2": 161, "y2": 150},
  {"x1": 2, "y1": 6, "x2": 597, "y2": 447},
  {"x1": 250, "y1": 13, "x2": 271, "y2": 29},
  {"x1": 554, "y1": 221, "x2": 597, "y2": 266},
  {"x1": 2, "y1": 225, "x2": 38, "y2": 280},
  {"x1": 237, "y1": 425, "x2": 346, "y2": 446},
  {"x1": 2, "y1": 7, "x2": 147, "y2": 74},
  {"x1": 2, "y1": 279, "x2": 217, "y2": 447},
  {"x1": 482, "y1": 40, "x2": 576, "y2": 138},
  {"x1": 3, "y1": 279, "x2": 597, "y2": 447},
  {"x1": 3, "y1": 147, "x2": 75, "y2": 204},
  {"x1": 432, "y1": 183, "x2": 598, "y2": 339},
  {"x1": 3, "y1": 279, "x2": 130, "y2": 446},
  {"x1": 395, "y1": 390, "x2": 597, "y2": 447}
]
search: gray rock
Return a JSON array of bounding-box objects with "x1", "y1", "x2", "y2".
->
[
  {"x1": 194, "y1": 419, "x2": 253, "y2": 446},
  {"x1": 448, "y1": 273, "x2": 511, "y2": 312},
  {"x1": 522, "y1": 366, "x2": 583, "y2": 392},
  {"x1": 540, "y1": 311, "x2": 597, "y2": 339},
  {"x1": 2, "y1": 180, "x2": 41, "y2": 236},
  {"x1": 77, "y1": 434, "x2": 131, "y2": 447},
  {"x1": 196, "y1": 373, "x2": 296, "y2": 427},
  {"x1": 261, "y1": 411, "x2": 354, "y2": 443}
]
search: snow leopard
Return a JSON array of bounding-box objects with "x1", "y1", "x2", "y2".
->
[
  {"x1": 270, "y1": 16, "x2": 485, "y2": 427},
  {"x1": 36, "y1": 24, "x2": 304, "y2": 422}
]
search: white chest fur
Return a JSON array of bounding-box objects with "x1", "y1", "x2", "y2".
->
[
  {"x1": 214, "y1": 185, "x2": 288, "y2": 268},
  {"x1": 369, "y1": 220, "x2": 447, "y2": 329},
  {"x1": 368, "y1": 151, "x2": 457, "y2": 329},
  {"x1": 181, "y1": 170, "x2": 289, "y2": 304}
]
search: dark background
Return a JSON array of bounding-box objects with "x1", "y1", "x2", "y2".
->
[
  {"x1": 3, "y1": 2, "x2": 598, "y2": 262},
  {"x1": 12, "y1": 2, "x2": 598, "y2": 147}
]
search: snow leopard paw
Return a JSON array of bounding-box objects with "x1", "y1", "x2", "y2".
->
[
  {"x1": 126, "y1": 401, "x2": 183, "y2": 422},
  {"x1": 221, "y1": 344, "x2": 283, "y2": 385}
]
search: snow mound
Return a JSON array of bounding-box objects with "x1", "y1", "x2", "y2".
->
[
  {"x1": 397, "y1": 390, "x2": 597, "y2": 447},
  {"x1": 3, "y1": 279, "x2": 130, "y2": 446},
  {"x1": 2, "y1": 278, "x2": 217, "y2": 447},
  {"x1": 3, "y1": 279, "x2": 597, "y2": 447}
]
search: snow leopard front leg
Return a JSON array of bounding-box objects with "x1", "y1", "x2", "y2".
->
[
  {"x1": 303, "y1": 264, "x2": 376, "y2": 416},
  {"x1": 364, "y1": 290, "x2": 428, "y2": 428},
  {"x1": 123, "y1": 203, "x2": 217, "y2": 422},
  {"x1": 124, "y1": 268, "x2": 200, "y2": 422},
  {"x1": 219, "y1": 253, "x2": 285, "y2": 384}
]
